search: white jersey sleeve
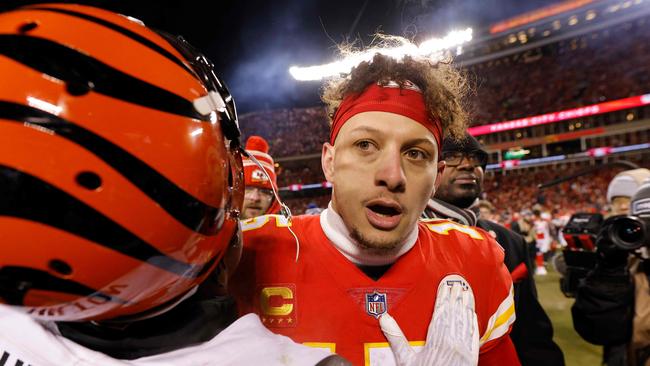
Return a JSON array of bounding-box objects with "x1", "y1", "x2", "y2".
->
[{"x1": 0, "y1": 305, "x2": 331, "y2": 366}]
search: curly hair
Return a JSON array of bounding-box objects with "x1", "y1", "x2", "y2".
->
[{"x1": 321, "y1": 38, "x2": 469, "y2": 140}]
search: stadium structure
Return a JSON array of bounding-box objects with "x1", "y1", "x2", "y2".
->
[{"x1": 238, "y1": 0, "x2": 650, "y2": 221}]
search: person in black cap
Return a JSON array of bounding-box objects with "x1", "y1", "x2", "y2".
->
[{"x1": 423, "y1": 133, "x2": 566, "y2": 366}]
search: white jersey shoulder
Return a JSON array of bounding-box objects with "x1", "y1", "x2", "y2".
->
[{"x1": 0, "y1": 305, "x2": 330, "y2": 366}]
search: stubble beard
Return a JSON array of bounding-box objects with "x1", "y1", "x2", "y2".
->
[
  {"x1": 333, "y1": 190, "x2": 406, "y2": 256},
  {"x1": 349, "y1": 227, "x2": 403, "y2": 256}
]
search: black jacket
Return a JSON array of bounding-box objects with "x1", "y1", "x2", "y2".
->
[
  {"x1": 425, "y1": 198, "x2": 565, "y2": 366},
  {"x1": 571, "y1": 258, "x2": 641, "y2": 366},
  {"x1": 572, "y1": 268, "x2": 634, "y2": 347}
]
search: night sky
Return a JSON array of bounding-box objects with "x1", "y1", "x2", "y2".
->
[{"x1": 2, "y1": 0, "x2": 561, "y2": 112}]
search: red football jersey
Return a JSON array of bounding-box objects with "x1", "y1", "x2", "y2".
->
[{"x1": 231, "y1": 214, "x2": 519, "y2": 366}]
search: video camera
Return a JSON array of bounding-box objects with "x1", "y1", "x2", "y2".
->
[
  {"x1": 607, "y1": 176, "x2": 650, "y2": 251},
  {"x1": 559, "y1": 207, "x2": 650, "y2": 297},
  {"x1": 536, "y1": 164, "x2": 650, "y2": 297},
  {"x1": 563, "y1": 213, "x2": 603, "y2": 252},
  {"x1": 559, "y1": 213, "x2": 600, "y2": 297},
  {"x1": 563, "y1": 212, "x2": 650, "y2": 252},
  {"x1": 608, "y1": 208, "x2": 650, "y2": 251}
]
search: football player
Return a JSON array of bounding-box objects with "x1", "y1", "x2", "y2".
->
[
  {"x1": 241, "y1": 135, "x2": 281, "y2": 219},
  {"x1": 231, "y1": 46, "x2": 520, "y2": 365},
  {"x1": 0, "y1": 4, "x2": 344, "y2": 365}
]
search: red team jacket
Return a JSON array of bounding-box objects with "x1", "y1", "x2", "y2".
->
[{"x1": 231, "y1": 214, "x2": 520, "y2": 366}]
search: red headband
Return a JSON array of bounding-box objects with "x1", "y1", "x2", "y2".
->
[{"x1": 329, "y1": 81, "x2": 442, "y2": 148}]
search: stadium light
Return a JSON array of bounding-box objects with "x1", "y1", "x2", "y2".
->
[{"x1": 289, "y1": 28, "x2": 473, "y2": 81}]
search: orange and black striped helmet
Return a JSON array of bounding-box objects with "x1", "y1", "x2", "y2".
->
[{"x1": 0, "y1": 4, "x2": 244, "y2": 321}]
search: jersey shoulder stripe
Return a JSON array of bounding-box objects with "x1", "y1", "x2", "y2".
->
[{"x1": 479, "y1": 284, "x2": 516, "y2": 348}]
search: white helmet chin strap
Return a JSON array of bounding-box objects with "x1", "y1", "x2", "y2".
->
[
  {"x1": 243, "y1": 149, "x2": 301, "y2": 261},
  {"x1": 193, "y1": 91, "x2": 227, "y2": 116}
]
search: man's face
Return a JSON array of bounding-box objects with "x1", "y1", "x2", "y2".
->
[
  {"x1": 241, "y1": 186, "x2": 274, "y2": 219},
  {"x1": 611, "y1": 196, "x2": 631, "y2": 216},
  {"x1": 322, "y1": 111, "x2": 444, "y2": 253},
  {"x1": 434, "y1": 151, "x2": 485, "y2": 209},
  {"x1": 479, "y1": 206, "x2": 493, "y2": 221}
]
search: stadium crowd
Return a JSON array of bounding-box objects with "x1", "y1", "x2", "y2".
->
[
  {"x1": 468, "y1": 17, "x2": 650, "y2": 125},
  {"x1": 240, "y1": 16, "x2": 650, "y2": 158},
  {"x1": 276, "y1": 158, "x2": 324, "y2": 186},
  {"x1": 282, "y1": 159, "x2": 647, "y2": 222},
  {"x1": 482, "y1": 163, "x2": 621, "y2": 224},
  {"x1": 239, "y1": 107, "x2": 329, "y2": 157}
]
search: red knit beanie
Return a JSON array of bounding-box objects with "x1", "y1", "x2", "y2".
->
[{"x1": 243, "y1": 136, "x2": 277, "y2": 191}]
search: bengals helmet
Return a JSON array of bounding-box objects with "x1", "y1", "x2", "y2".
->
[{"x1": 0, "y1": 4, "x2": 244, "y2": 321}]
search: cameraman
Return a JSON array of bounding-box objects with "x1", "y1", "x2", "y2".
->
[{"x1": 572, "y1": 169, "x2": 650, "y2": 366}]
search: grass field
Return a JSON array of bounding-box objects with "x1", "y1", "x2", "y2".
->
[{"x1": 535, "y1": 268, "x2": 603, "y2": 366}]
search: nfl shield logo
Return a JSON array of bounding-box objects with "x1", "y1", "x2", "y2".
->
[{"x1": 366, "y1": 291, "x2": 387, "y2": 318}]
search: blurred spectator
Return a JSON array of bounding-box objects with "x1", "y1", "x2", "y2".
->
[
  {"x1": 607, "y1": 168, "x2": 650, "y2": 216},
  {"x1": 512, "y1": 209, "x2": 538, "y2": 265},
  {"x1": 304, "y1": 202, "x2": 324, "y2": 215},
  {"x1": 477, "y1": 200, "x2": 496, "y2": 222},
  {"x1": 512, "y1": 210, "x2": 536, "y2": 245},
  {"x1": 242, "y1": 136, "x2": 281, "y2": 219},
  {"x1": 532, "y1": 209, "x2": 556, "y2": 276}
]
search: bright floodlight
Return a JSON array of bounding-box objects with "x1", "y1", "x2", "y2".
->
[{"x1": 289, "y1": 28, "x2": 473, "y2": 81}]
